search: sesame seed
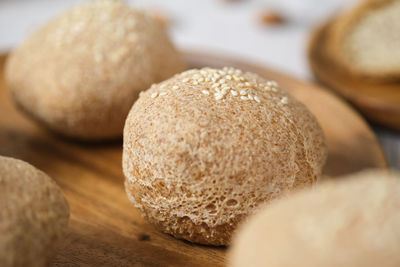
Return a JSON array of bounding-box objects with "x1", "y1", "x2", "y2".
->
[
  {"x1": 200, "y1": 70, "x2": 207, "y2": 75},
  {"x1": 172, "y1": 85, "x2": 179, "y2": 90},
  {"x1": 240, "y1": 96, "x2": 249, "y2": 100},
  {"x1": 272, "y1": 87, "x2": 278, "y2": 92},
  {"x1": 193, "y1": 81, "x2": 199, "y2": 85},
  {"x1": 267, "y1": 81, "x2": 278, "y2": 87},
  {"x1": 281, "y1": 96, "x2": 288, "y2": 104},
  {"x1": 225, "y1": 75, "x2": 232, "y2": 80},
  {"x1": 239, "y1": 77, "x2": 246, "y2": 82},
  {"x1": 151, "y1": 92, "x2": 158, "y2": 98},
  {"x1": 202, "y1": 90, "x2": 210, "y2": 95},
  {"x1": 248, "y1": 94, "x2": 254, "y2": 100},
  {"x1": 114, "y1": 28, "x2": 126, "y2": 39},
  {"x1": 219, "y1": 79, "x2": 226, "y2": 83},
  {"x1": 205, "y1": 77, "x2": 211, "y2": 82},
  {"x1": 231, "y1": 90, "x2": 238, "y2": 96},
  {"x1": 182, "y1": 78, "x2": 189, "y2": 83},
  {"x1": 94, "y1": 52, "x2": 103, "y2": 63},
  {"x1": 222, "y1": 86, "x2": 230, "y2": 92},
  {"x1": 109, "y1": 46, "x2": 128, "y2": 63},
  {"x1": 240, "y1": 90, "x2": 247, "y2": 95},
  {"x1": 254, "y1": 96, "x2": 260, "y2": 103},
  {"x1": 182, "y1": 70, "x2": 194, "y2": 75},
  {"x1": 159, "y1": 92, "x2": 167, "y2": 96},
  {"x1": 245, "y1": 82, "x2": 252, "y2": 87},
  {"x1": 198, "y1": 77, "x2": 204, "y2": 82},
  {"x1": 264, "y1": 86, "x2": 271, "y2": 91},
  {"x1": 126, "y1": 18, "x2": 136, "y2": 28},
  {"x1": 127, "y1": 33, "x2": 137, "y2": 42},
  {"x1": 215, "y1": 94, "x2": 223, "y2": 100}
]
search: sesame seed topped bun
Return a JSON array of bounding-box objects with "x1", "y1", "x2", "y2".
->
[
  {"x1": 5, "y1": 0, "x2": 186, "y2": 140},
  {"x1": 123, "y1": 67, "x2": 327, "y2": 245}
]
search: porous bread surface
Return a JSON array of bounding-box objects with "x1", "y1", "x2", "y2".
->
[
  {"x1": 229, "y1": 170, "x2": 400, "y2": 267},
  {"x1": 123, "y1": 67, "x2": 327, "y2": 245},
  {"x1": 0, "y1": 156, "x2": 70, "y2": 267},
  {"x1": 329, "y1": 0, "x2": 400, "y2": 79},
  {"x1": 5, "y1": 0, "x2": 185, "y2": 140}
]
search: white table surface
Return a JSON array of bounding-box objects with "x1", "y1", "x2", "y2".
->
[{"x1": 1, "y1": 0, "x2": 399, "y2": 169}]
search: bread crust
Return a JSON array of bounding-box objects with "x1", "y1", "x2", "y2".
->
[
  {"x1": 0, "y1": 156, "x2": 69, "y2": 267},
  {"x1": 123, "y1": 67, "x2": 327, "y2": 245},
  {"x1": 327, "y1": 0, "x2": 400, "y2": 81},
  {"x1": 229, "y1": 170, "x2": 400, "y2": 267},
  {"x1": 5, "y1": 0, "x2": 186, "y2": 140}
]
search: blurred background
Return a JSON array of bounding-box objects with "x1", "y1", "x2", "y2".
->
[{"x1": 1, "y1": 0, "x2": 399, "y2": 169}]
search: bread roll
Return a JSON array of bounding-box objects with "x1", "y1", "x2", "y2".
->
[
  {"x1": 0, "y1": 156, "x2": 69, "y2": 267},
  {"x1": 123, "y1": 67, "x2": 327, "y2": 245},
  {"x1": 5, "y1": 0, "x2": 185, "y2": 140},
  {"x1": 328, "y1": 0, "x2": 400, "y2": 80},
  {"x1": 229, "y1": 170, "x2": 400, "y2": 267}
]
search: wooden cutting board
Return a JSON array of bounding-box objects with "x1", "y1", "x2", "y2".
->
[
  {"x1": 308, "y1": 20, "x2": 400, "y2": 132},
  {"x1": 0, "y1": 52, "x2": 387, "y2": 266}
]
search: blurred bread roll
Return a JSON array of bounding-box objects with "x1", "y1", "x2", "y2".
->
[
  {"x1": 229, "y1": 170, "x2": 400, "y2": 267},
  {"x1": 0, "y1": 156, "x2": 69, "y2": 267},
  {"x1": 5, "y1": 0, "x2": 185, "y2": 140},
  {"x1": 328, "y1": 0, "x2": 400, "y2": 80},
  {"x1": 123, "y1": 67, "x2": 327, "y2": 245}
]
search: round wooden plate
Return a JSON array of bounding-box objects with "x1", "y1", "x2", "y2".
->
[
  {"x1": 308, "y1": 19, "x2": 400, "y2": 132},
  {"x1": 0, "y1": 52, "x2": 387, "y2": 266}
]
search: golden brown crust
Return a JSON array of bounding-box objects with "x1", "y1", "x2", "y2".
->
[
  {"x1": 123, "y1": 67, "x2": 327, "y2": 245},
  {"x1": 229, "y1": 170, "x2": 400, "y2": 267},
  {"x1": 5, "y1": 0, "x2": 186, "y2": 140},
  {"x1": 327, "y1": 0, "x2": 400, "y2": 80},
  {"x1": 0, "y1": 156, "x2": 69, "y2": 267}
]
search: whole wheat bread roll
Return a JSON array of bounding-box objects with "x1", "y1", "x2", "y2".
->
[
  {"x1": 229, "y1": 170, "x2": 400, "y2": 267},
  {"x1": 0, "y1": 156, "x2": 69, "y2": 267},
  {"x1": 5, "y1": 0, "x2": 185, "y2": 140},
  {"x1": 123, "y1": 67, "x2": 327, "y2": 245},
  {"x1": 328, "y1": 0, "x2": 400, "y2": 80}
]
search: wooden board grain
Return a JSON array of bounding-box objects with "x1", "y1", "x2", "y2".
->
[
  {"x1": 0, "y1": 52, "x2": 387, "y2": 266},
  {"x1": 308, "y1": 20, "x2": 400, "y2": 132}
]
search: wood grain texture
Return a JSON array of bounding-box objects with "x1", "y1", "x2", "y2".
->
[
  {"x1": 0, "y1": 52, "x2": 387, "y2": 266},
  {"x1": 308, "y1": 20, "x2": 400, "y2": 132}
]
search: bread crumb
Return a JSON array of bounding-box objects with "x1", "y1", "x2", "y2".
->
[{"x1": 259, "y1": 10, "x2": 285, "y2": 25}]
